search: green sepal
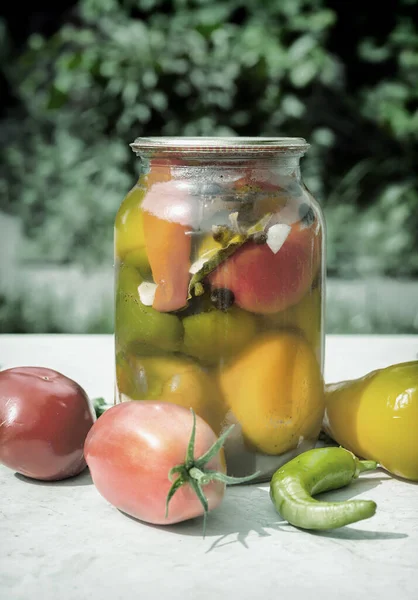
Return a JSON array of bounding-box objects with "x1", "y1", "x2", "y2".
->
[
  {"x1": 194, "y1": 424, "x2": 235, "y2": 469},
  {"x1": 165, "y1": 476, "x2": 185, "y2": 518},
  {"x1": 165, "y1": 409, "x2": 261, "y2": 535}
]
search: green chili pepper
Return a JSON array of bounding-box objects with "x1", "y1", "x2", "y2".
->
[{"x1": 270, "y1": 447, "x2": 378, "y2": 530}]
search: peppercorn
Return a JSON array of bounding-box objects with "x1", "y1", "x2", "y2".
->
[
  {"x1": 210, "y1": 288, "x2": 235, "y2": 311},
  {"x1": 252, "y1": 231, "x2": 268, "y2": 244}
]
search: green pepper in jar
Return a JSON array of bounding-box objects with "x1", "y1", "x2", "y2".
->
[
  {"x1": 182, "y1": 304, "x2": 257, "y2": 366},
  {"x1": 115, "y1": 265, "x2": 183, "y2": 352},
  {"x1": 122, "y1": 247, "x2": 152, "y2": 280},
  {"x1": 115, "y1": 185, "x2": 146, "y2": 262}
]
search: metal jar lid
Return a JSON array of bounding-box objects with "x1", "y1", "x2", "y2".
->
[{"x1": 130, "y1": 137, "x2": 310, "y2": 158}]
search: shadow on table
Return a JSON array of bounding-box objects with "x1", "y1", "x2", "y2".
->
[
  {"x1": 120, "y1": 477, "x2": 407, "y2": 552},
  {"x1": 308, "y1": 527, "x2": 408, "y2": 541},
  {"x1": 316, "y1": 473, "x2": 388, "y2": 502},
  {"x1": 380, "y1": 470, "x2": 418, "y2": 486},
  {"x1": 14, "y1": 468, "x2": 93, "y2": 487},
  {"x1": 120, "y1": 485, "x2": 291, "y2": 550}
]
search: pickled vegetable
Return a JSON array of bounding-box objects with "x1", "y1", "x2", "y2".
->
[
  {"x1": 143, "y1": 211, "x2": 191, "y2": 312},
  {"x1": 116, "y1": 352, "x2": 226, "y2": 434},
  {"x1": 187, "y1": 213, "x2": 271, "y2": 300},
  {"x1": 261, "y1": 284, "x2": 322, "y2": 355},
  {"x1": 122, "y1": 246, "x2": 152, "y2": 279},
  {"x1": 219, "y1": 332, "x2": 324, "y2": 455},
  {"x1": 116, "y1": 265, "x2": 183, "y2": 352},
  {"x1": 115, "y1": 185, "x2": 146, "y2": 261},
  {"x1": 182, "y1": 305, "x2": 256, "y2": 365},
  {"x1": 114, "y1": 161, "x2": 178, "y2": 266},
  {"x1": 208, "y1": 223, "x2": 320, "y2": 314}
]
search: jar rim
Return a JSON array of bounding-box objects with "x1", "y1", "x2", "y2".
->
[{"x1": 130, "y1": 136, "x2": 309, "y2": 158}]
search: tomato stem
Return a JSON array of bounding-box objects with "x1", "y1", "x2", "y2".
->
[
  {"x1": 165, "y1": 409, "x2": 261, "y2": 536},
  {"x1": 189, "y1": 478, "x2": 209, "y2": 536},
  {"x1": 201, "y1": 469, "x2": 262, "y2": 485},
  {"x1": 189, "y1": 467, "x2": 211, "y2": 486}
]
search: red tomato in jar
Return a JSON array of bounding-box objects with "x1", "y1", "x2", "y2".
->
[
  {"x1": 208, "y1": 224, "x2": 321, "y2": 314},
  {"x1": 84, "y1": 401, "x2": 227, "y2": 525}
]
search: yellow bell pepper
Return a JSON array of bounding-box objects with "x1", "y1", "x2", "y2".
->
[
  {"x1": 219, "y1": 331, "x2": 324, "y2": 455},
  {"x1": 324, "y1": 361, "x2": 418, "y2": 481},
  {"x1": 260, "y1": 285, "x2": 322, "y2": 362}
]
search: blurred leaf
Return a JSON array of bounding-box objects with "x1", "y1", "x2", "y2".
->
[
  {"x1": 358, "y1": 39, "x2": 392, "y2": 63},
  {"x1": 290, "y1": 60, "x2": 318, "y2": 87}
]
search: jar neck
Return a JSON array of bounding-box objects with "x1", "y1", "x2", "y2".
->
[{"x1": 140, "y1": 156, "x2": 302, "y2": 179}]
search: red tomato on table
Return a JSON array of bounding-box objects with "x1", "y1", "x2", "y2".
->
[{"x1": 0, "y1": 366, "x2": 96, "y2": 481}]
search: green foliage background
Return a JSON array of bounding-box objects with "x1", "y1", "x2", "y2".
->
[{"x1": 0, "y1": 0, "x2": 417, "y2": 332}]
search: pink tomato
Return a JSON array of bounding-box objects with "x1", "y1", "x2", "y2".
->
[{"x1": 84, "y1": 401, "x2": 236, "y2": 527}]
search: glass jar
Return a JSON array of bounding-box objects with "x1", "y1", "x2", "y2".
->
[{"x1": 114, "y1": 137, "x2": 325, "y2": 482}]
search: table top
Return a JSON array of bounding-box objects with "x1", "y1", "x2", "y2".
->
[{"x1": 1, "y1": 334, "x2": 418, "y2": 600}]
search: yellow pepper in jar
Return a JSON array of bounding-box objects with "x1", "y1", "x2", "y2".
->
[
  {"x1": 220, "y1": 331, "x2": 324, "y2": 455},
  {"x1": 116, "y1": 352, "x2": 226, "y2": 435}
]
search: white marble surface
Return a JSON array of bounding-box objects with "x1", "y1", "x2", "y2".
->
[{"x1": 1, "y1": 334, "x2": 418, "y2": 600}]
